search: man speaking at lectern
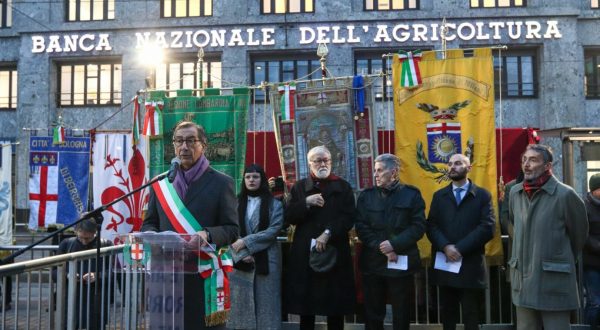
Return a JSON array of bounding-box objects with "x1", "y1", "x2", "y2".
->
[{"x1": 142, "y1": 121, "x2": 239, "y2": 329}]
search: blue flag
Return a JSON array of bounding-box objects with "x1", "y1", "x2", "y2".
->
[{"x1": 28, "y1": 136, "x2": 90, "y2": 229}]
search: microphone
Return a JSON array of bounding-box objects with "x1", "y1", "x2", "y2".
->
[{"x1": 167, "y1": 157, "x2": 181, "y2": 183}]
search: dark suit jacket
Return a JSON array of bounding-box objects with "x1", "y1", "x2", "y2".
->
[
  {"x1": 426, "y1": 180, "x2": 495, "y2": 289},
  {"x1": 141, "y1": 166, "x2": 238, "y2": 329}
]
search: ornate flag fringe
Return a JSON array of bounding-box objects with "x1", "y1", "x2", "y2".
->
[
  {"x1": 199, "y1": 249, "x2": 233, "y2": 326},
  {"x1": 398, "y1": 50, "x2": 423, "y2": 88},
  {"x1": 278, "y1": 82, "x2": 296, "y2": 121},
  {"x1": 143, "y1": 100, "x2": 164, "y2": 136}
]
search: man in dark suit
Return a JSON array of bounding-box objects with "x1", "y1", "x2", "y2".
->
[
  {"x1": 142, "y1": 121, "x2": 238, "y2": 329},
  {"x1": 426, "y1": 153, "x2": 495, "y2": 330}
]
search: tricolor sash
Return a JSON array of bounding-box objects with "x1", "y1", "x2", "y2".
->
[{"x1": 151, "y1": 179, "x2": 233, "y2": 326}]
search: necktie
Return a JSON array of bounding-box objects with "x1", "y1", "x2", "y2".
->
[{"x1": 454, "y1": 187, "x2": 463, "y2": 205}]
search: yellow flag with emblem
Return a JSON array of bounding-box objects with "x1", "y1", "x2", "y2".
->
[{"x1": 393, "y1": 48, "x2": 503, "y2": 265}]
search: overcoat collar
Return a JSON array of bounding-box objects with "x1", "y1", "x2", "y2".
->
[
  {"x1": 513, "y1": 175, "x2": 559, "y2": 196},
  {"x1": 302, "y1": 176, "x2": 345, "y2": 196}
]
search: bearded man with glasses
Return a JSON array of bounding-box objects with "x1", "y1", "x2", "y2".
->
[
  {"x1": 284, "y1": 145, "x2": 357, "y2": 330},
  {"x1": 142, "y1": 121, "x2": 238, "y2": 329}
]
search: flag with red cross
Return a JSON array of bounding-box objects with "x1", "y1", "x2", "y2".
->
[{"x1": 28, "y1": 136, "x2": 90, "y2": 230}]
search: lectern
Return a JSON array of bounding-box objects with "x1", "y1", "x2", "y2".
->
[{"x1": 119, "y1": 232, "x2": 206, "y2": 329}]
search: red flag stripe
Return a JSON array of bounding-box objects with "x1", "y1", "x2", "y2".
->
[{"x1": 28, "y1": 166, "x2": 58, "y2": 228}]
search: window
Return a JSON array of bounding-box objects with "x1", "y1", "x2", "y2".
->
[
  {"x1": 252, "y1": 56, "x2": 320, "y2": 101},
  {"x1": 1, "y1": 0, "x2": 12, "y2": 27},
  {"x1": 0, "y1": 66, "x2": 17, "y2": 110},
  {"x1": 58, "y1": 60, "x2": 122, "y2": 106},
  {"x1": 261, "y1": 0, "x2": 314, "y2": 14},
  {"x1": 470, "y1": 0, "x2": 525, "y2": 7},
  {"x1": 494, "y1": 50, "x2": 537, "y2": 98},
  {"x1": 364, "y1": 0, "x2": 418, "y2": 10},
  {"x1": 155, "y1": 55, "x2": 222, "y2": 97},
  {"x1": 585, "y1": 49, "x2": 600, "y2": 98},
  {"x1": 593, "y1": 0, "x2": 599, "y2": 8},
  {"x1": 162, "y1": 0, "x2": 212, "y2": 17},
  {"x1": 67, "y1": 0, "x2": 115, "y2": 21},
  {"x1": 354, "y1": 52, "x2": 393, "y2": 101}
]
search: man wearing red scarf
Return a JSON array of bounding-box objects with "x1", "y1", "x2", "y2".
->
[
  {"x1": 508, "y1": 144, "x2": 588, "y2": 330},
  {"x1": 284, "y1": 145, "x2": 356, "y2": 330}
]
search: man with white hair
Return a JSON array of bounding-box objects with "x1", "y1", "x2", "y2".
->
[
  {"x1": 356, "y1": 153, "x2": 426, "y2": 330},
  {"x1": 284, "y1": 145, "x2": 356, "y2": 330}
]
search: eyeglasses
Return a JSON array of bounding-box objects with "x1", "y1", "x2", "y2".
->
[
  {"x1": 310, "y1": 158, "x2": 331, "y2": 164},
  {"x1": 173, "y1": 138, "x2": 201, "y2": 147}
]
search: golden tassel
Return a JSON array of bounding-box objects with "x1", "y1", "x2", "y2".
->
[{"x1": 204, "y1": 310, "x2": 229, "y2": 327}]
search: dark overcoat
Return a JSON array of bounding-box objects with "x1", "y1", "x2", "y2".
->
[
  {"x1": 355, "y1": 183, "x2": 426, "y2": 277},
  {"x1": 584, "y1": 192, "x2": 600, "y2": 270},
  {"x1": 284, "y1": 177, "x2": 356, "y2": 316},
  {"x1": 141, "y1": 167, "x2": 239, "y2": 329},
  {"x1": 55, "y1": 237, "x2": 114, "y2": 329},
  {"x1": 426, "y1": 180, "x2": 495, "y2": 288}
]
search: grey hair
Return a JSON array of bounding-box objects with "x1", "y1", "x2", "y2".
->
[
  {"x1": 525, "y1": 144, "x2": 553, "y2": 164},
  {"x1": 374, "y1": 153, "x2": 401, "y2": 173},
  {"x1": 307, "y1": 145, "x2": 331, "y2": 162}
]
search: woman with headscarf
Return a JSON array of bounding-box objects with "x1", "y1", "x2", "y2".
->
[{"x1": 227, "y1": 164, "x2": 283, "y2": 330}]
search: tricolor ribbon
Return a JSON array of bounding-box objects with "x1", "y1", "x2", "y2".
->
[
  {"x1": 52, "y1": 126, "x2": 65, "y2": 145},
  {"x1": 142, "y1": 100, "x2": 164, "y2": 137},
  {"x1": 278, "y1": 82, "x2": 296, "y2": 121},
  {"x1": 398, "y1": 50, "x2": 423, "y2": 88},
  {"x1": 132, "y1": 96, "x2": 140, "y2": 145}
]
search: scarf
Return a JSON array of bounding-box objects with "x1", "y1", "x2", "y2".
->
[
  {"x1": 309, "y1": 172, "x2": 340, "y2": 191},
  {"x1": 378, "y1": 180, "x2": 400, "y2": 197},
  {"x1": 523, "y1": 170, "x2": 552, "y2": 199},
  {"x1": 237, "y1": 164, "x2": 273, "y2": 275},
  {"x1": 173, "y1": 155, "x2": 209, "y2": 199},
  {"x1": 238, "y1": 191, "x2": 271, "y2": 275}
]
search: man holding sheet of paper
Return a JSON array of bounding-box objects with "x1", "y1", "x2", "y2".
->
[
  {"x1": 426, "y1": 153, "x2": 495, "y2": 330},
  {"x1": 356, "y1": 153, "x2": 426, "y2": 330}
]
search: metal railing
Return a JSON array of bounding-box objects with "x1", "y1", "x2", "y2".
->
[
  {"x1": 0, "y1": 239, "x2": 518, "y2": 329},
  {"x1": 0, "y1": 245, "x2": 144, "y2": 330}
]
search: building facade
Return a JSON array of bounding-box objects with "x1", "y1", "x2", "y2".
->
[{"x1": 1, "y1": 0, "x2": 599, "y2": 224}]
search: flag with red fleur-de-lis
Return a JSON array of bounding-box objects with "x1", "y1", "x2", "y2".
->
[{"x1": 93, "y1": 133, "x2": 149, "y2": 245}]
